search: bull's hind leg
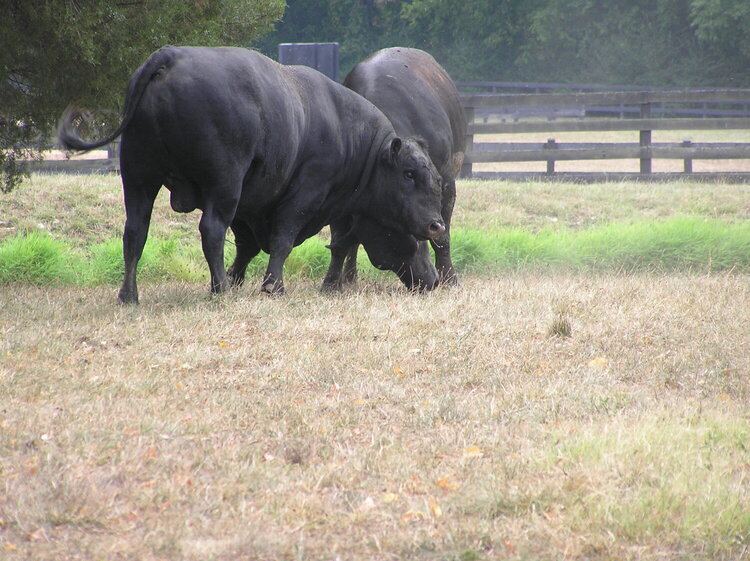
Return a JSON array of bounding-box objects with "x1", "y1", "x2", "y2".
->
[
  {"x1": 119, "y1": 172, "x2": 161, "y2": 304},
  {"x1": 227, "y1": 220, "x2": 261, "y2": 287},
  {"x1": 199, "y1": 192, "x2": 239, "y2": 296}
]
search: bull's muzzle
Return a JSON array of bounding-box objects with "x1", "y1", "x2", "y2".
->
[{"x1": 427, "y1": 220, "x2": 446, "y2": 239}]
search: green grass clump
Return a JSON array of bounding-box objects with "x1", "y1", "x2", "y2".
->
[
  {"x1": 89, "y1": 237, "x2": 210, "y2": 285},
  {"x1": 0, "y1": 231, "x2": 82, "y2": 285},
  {"x1": 567, "y1": 216, "x2": 750, "y2": 271},
  {"x1": 1, "y1": 216, "x2": 749, "y2": 286},
  {"x1": 452, "y1": 216, "x2": 750, "y2": 273},
  {"x1": 283, "y1": 238, "x2": 331, "y2": 278},
  {"x1": 546, "y1": 414, "x2": 750, "y2": 551}
]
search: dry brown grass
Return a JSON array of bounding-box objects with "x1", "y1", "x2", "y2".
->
[{"x1": 2, "y1": 272, "x2": 749, "y2": 560}]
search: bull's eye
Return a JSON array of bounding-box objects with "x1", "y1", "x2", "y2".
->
[{"x1": 404, "y1": 170, "x2": 415, "y2": 181}]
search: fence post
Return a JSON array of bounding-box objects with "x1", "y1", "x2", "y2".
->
[
  {"x1": 107, "y1": 140, "x2": 119, "y2": 159},
  {"x1": 639, "y1": 102, "x2": 652, "y2": 174},
  {"x1": 682, "y1": 140, "x2": 693, "y2": 173},
  {"x1": 544, "y1": 138, "x2": 557, "y2": 174},
  {"x1": 460, "y1": 106, "x2": 475, "y2": 178}
]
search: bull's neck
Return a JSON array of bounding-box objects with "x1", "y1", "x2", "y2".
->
[{"x1": 341, "y1": 130, "x2": 394, "y2": 216}]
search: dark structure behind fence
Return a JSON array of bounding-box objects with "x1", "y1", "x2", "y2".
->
[{"x1": 278, "y1": 42, "x2": 340, "y2": 82}]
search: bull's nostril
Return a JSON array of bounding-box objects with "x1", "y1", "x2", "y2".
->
[{"x1": 428, "y1": 221, "x2": 446, "y2": 237}]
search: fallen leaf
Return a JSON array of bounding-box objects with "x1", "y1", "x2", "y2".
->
[
  {"x1": 383, "y1": 493, "x2": 398, "y2": 503},
  {"x1": 401, "y1": 510, "x2": 425, "y2": 522},
  {"x1": 428, "y1": 495, "x2": 443, "y2": 518},
  {"x1": 217, "y1": 341, "x2": 229, "y2": 348},
  {"x1": 463, "y1": 445, "x2": 484, "y2": 459},
  {"x1": 28, "y1": 528, "x2": 46, "y2": 541},
  {"x1": 588, "y1": 356, "x2": 609, "y2": 369},
  {"x1": 405, "y1": 475, "x2": 426, "y2": 494},
  {"x1": 436, "y1": 474, "x2": 460, "y2": 490},
  {"x1": 4, "y1": 542, "x2": 17, "y2": 551},
  {"x1": 24, "y1": 456, "x2": 39, "y2": 474}
]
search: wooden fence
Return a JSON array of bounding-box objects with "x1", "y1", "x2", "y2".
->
[
  {"x1": 29, "y1": 88, "x2": 750, "y2": 182},
  {"x1": 459, "y1": 89, "x2": 750, "y2": 182}
]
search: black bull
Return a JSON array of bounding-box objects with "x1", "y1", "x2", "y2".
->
[
  {"x1": 322, "y1": 47, "x2": 466, "y2": 291},
  {"x1": 58, "y1": 46, "x2": 445, "y2": 303}
]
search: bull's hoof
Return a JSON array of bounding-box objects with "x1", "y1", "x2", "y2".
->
[
  {"x1": 439, "y1": 270, "x2": 460, "y2": 287},
  {"x1": 117, "y1": 291, "x2": 139, "y2": 305},
  {"x1": 226, "y1": 266, "x2": 244, "y2": 287},
  {"x1": 261, "y1": 281, "x2": 285, "y2": 295},
  {"x1": 320, "y1": 280, "x2": 342, "y2": 293}
]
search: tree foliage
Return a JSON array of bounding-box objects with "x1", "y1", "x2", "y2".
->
[
  {"x1": 0, "y1": 0, "x2": 284, "y2": 191},
  {"x1": 255, "y1": 0, "x2": 750, "y2": 86}
]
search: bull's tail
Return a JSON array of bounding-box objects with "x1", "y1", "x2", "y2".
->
[{"x1": 57, "y1": 46, "x2": 178, "y2": 152}]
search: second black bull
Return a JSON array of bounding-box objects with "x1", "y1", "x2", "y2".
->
[
  {"x1": 322, "y1": 47, "x2": 467, "y2": 291},
  {"x1": 58, "y1": 46, "x2": 445, "y2": 303}
]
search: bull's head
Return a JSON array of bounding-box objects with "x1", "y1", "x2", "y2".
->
[
  {"x1": 367, "y1": 137, "x2": 445, "y2": 241},
  {"x1": 352, "y1": 215, "x2": 439, "y2": 291}
]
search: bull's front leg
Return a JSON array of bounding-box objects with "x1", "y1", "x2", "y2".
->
[
  {"x1": 434, "y1": 178, "x2": 458, "y2": 285},
  {"x1": 266, "y1": 178, "x2": 328, "y2": 295},
  {"x1": 262, "y1": 228, "x2": 296, "y2": 295}
]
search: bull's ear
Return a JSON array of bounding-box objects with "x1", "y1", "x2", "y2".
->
[{"x1": 390, "y1": 137, "x2": 402, "y2": 159}]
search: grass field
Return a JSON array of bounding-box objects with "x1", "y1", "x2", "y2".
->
[{"x1": 1, "y1": 174, "x2": 749, "y2": 560}]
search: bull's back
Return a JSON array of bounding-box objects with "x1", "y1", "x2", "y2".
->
[{"x1": 344, "y1": 47, "x2": 465, "y2": 178}]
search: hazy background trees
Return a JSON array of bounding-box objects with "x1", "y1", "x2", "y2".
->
[
  {"x1": 255, "y1": 0, "x2": 750, "y2": 86},
  {"x1": 2, "y1": 0, "x2": 748, "y2": 191}
]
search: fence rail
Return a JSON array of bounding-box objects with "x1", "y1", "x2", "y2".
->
[
  {"x1": 459, "y1": 88, "x2": 750, "y2": 181},
  {"x1": 27, "y1": 88, "x2": 750, "y2": 182}
]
